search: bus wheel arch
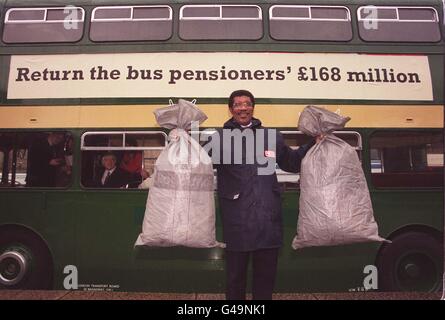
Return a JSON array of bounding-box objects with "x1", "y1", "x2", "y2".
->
[
  {"x1": 0, "y1": 224, "x2": 54, "y2": 290},
  {"x1": 375, "y1": 225, "x2": 443, "y2": 292}
]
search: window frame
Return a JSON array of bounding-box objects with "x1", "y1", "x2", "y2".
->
[
  {"x1": 194, "y1": 130, "x2": 362, "y2": 189},
  {"x1": 178, "y1": 4, "x2": 263, "y2": 40},
  {"x1": 268, "y1": 5, "x2": 352, "y2": 42},
  {"x1": 91, "y1": 5, "x2": 173, "y2": 22},
  {"x1": 5, "y1": 6, "x2": 85, "y2": 24},
  {"x1": 281, "y1": 130, "x2": 362, "y2": 150},
  {"x1": 357, "y1": 5, "x2": 441, "y2": 43},
  {"x1": 275, "y1": 130, "x2": 363, "y2": 191},
  {"x1": 180, "y1": 4, "x2": 262, "y2": 21},
  {"x1": 80, "y1": 131, "x2": 167, "y2": 190},
  {"x1": 0, "y1": 131, "x2": 73, "y2": 189},
  {"x1": 3, "y1": 6, "x2": 85, "y2": 44},
  {"x1": 269, "y1": 5, "x2": 351, "y2": 22},
  {"x1": 279, "y1": 130, "x2": 362, "y2": 189},
  {"x1": 368, "y1": 129, "x2": 443, "y2": 189},
  {"x1": 81, "y1": 131, "x2": 168, "y2": 151},
  {"x1": 357, "y1": 6, "x2": 439, "y2": 23},
  {"x1": 89, "y1": 5, "x2": 173, "y2": 42}
]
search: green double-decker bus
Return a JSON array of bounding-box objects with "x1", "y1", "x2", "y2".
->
[{"x1": 0, "y1": 0, "x2": 443, "y2": 293}]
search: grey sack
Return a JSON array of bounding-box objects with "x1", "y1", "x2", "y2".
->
[
  {"x1": 292, "y1": 105, "x2": 387, "y2": 249},
  {"x1": 135, "y1": 99, "x2": 224, "y2": 248}
]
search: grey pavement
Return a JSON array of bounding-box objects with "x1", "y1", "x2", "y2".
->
[{"x1": 0, "y1": 290, "x2": 442, "y2": 300}]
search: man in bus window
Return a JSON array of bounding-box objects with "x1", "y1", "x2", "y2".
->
[
  {"x1": 119, "y1": 137, "x2": 150, "y2": 188},
  {"x1": 26, "y1": 132, "x2": 65, "y2": 187},
  {"x1": 56, "y1": 135, "x2": 74, "y2": 187},
  {"x1": 208, "y1": 89, "x2": 319, "y2": 300},
  {"x1": 94, "y1": 152, "x2": 131, "y2": 188}
]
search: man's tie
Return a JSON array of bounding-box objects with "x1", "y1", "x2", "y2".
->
[{"x1": 103, "y1": 171, "x2": 111, "y2": 186}]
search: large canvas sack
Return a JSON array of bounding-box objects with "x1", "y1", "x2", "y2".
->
[
  {"x1": 135, "y1": 99, "x2": 223, "y2": 248},
  {"x1": 292, "y1": 105, "x2": 387, "y2": 249}
]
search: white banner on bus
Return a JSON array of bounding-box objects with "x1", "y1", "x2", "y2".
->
[{"x1": 7, "y1": 52, "x2": 433, "y2": 101}]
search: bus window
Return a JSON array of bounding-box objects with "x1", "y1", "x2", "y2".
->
[
  {"x1": 83, "y1": 133, "x2": 124, "y2": 148},
  {"x1": 269, "y1": 5, "x2": 352, "y2": 41},
  {"x1": 3, "y1": 7, "x2": 84, "y2": 43},
  {"x1": 179, "y1": 4, "x2": 262, "y2": 40},
  {"x1": 282, "y1": 130, "x2": 361, "y2": 150},
  {"x1": 81, "y1": 131, "x2": 166, "y2": 189},
  {"x1": 90, "y1": 5, "x2": 172, "y2": 42},
  {"x1": 280, "y1": 131, "x2": 362, "y2": 190},
  {"x1": 357, "y1": 6, "x2": 441, "y2": 42},
  {"x1": 0, "y1": 132, "x2": 71, "y2": 188},
  {"x1": 370, "y1": 131, "x2": 443, "y2": 188}
]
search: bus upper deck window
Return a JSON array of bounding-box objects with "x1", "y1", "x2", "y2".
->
[
  {"x1": 357, "y1": 6, "x2": 441, "y2": 42},
  {"x1": 269, "y1": 5, "x2": 352, "y2": 41},
  {"x1": 179, "y1": 5, "x2": 263, "y2": 40},
  {"x1": 90, "y1": 5, "x2": 172, "y2": 42},
  {"x1": 3, "y1": 7, "x2": 84, "y2": 43}
]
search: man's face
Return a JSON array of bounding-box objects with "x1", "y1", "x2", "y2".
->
[
  {"x1": 230, "y1": 95, "x2": 254, "y2": 126},
  {"x1": 49, "y1": 133, "x2": 65, "y2": 146},
  {"x1": 102, "y1": 156, "x2": 116, "y2": 170}
]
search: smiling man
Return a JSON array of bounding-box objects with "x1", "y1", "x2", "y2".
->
[{"x1": 210, "y1": 89, "x2": 317, "y2": 300}]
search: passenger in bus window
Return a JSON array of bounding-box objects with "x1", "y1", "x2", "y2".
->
[
  {"x1": 94, "y1": 152, "x2": 131, "y2": 188},
  {"x1": 209, "y1": 90, "x2": 319, "y2": 300},
  {"x1": 26, "y1": 132, "x2": 65, "y2": 187},
  {"x1": 56, "y1": 135, "x2": 74, "y2": 187},
  {"x1": 120, "y1": 137, "x2": 149, "y2": 188}
]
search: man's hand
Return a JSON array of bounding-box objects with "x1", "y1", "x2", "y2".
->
[
  {"x1": 140, "y1": 169, "x2": 150, "y2": 180},
  {"x1": 316, "y1": 134, "x2": 326, "y2": 143},
  {"x1": 49, "y1": 158, "x2": 63, "y2": 166}
]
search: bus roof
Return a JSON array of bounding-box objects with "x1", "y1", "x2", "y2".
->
[{"x1": 2, "y1": 0, "x2": 443, "y2": 6}]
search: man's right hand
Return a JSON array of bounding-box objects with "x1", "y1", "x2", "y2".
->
[
  {"x1": 316, "y1": 134, "x2": 326, "y2": 143},
  {"x1": 49, "y1": 158, "x2": 63, "y2": 166}
]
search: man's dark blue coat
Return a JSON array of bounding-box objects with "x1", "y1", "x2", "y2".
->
[{"x1": 209, "y1": 117, "x2": 314, "y2": 251}]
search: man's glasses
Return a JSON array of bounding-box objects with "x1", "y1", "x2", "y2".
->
[{"x1": 232, "y1": 102, "x2": 253, "y2": 109}]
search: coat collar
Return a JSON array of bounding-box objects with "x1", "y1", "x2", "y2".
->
[{"x1": 223, "y1": 117, "x2": 262, "y2": 129}]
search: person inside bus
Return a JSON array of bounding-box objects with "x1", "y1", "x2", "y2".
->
[
  {"x1": 26, "y1": 132, "x2": 66, "y2": 187},
  {"x1": 120, "y1": 137, "x2": 149, "y2": 187},
  {"x1": 56, "y1": 135, "x2": 74, "y2": 187},
  {"x1": 209, "y1": 90, "x2": 321, "y2": 300},
  {"x1": 94, "y1": 152, "x2": 131, "y2": 188}
]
